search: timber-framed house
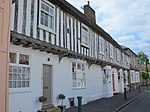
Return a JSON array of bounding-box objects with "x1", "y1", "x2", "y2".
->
[{"x1": 9, "y1": 0, "x2": 130, "y2": 111}]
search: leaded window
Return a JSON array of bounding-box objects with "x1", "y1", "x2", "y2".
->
[
  {"x1": 72, "y1": 62, "x2": 86, "y2": 88},
  {"x1": 9, "y1": 52, "x2": 30, "y2": 90}
]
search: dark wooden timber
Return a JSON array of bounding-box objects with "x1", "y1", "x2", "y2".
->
[{"x1": 10, "y1": 31, "x2": 129, "y2": 70}]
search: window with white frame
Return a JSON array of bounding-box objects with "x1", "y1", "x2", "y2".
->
[
  {"x1": 99, "y1": 36, "x2": 104, "y2": 54},
  {"x1": 118, "y1": 71, "x2": 121, "y2": 83},
  {"x1": 110, "y1": 43, "x2": 113, "y2": 58},
  {"x1": 116, "y1": 48, "x2": 120, "y2": 61},
  {"x1": 126, "y1": 57, "x2": 129, "y2": 67},
  {"x1": 72, "y1": 62, "x2": 86, "y2": 88},
  {"x1": 9, "y1": 52, "x2": 30, "y2": 90},
  {"x1": 39, "y1": 0, "x2": 55, "y2": 32},
  {"x1": 122, "y1": 53, "x2": 125, "y2": 64},
  {"x1": 130, "y1": 71, "x2": 134, "y2": 83},
  {"x1": 81, "y1": 26, "x2": 89, "y2": 47},
  {"x1": 135, "y1": 72, "x2": 140, "y2": 82},
  {"x1": 103, "y1": 69, "x2": 111, "y2": 84}
]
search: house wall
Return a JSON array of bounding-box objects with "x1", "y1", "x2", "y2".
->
[
  {"x1": 118, "y1": 69, "x2": 124, "y2": 93},
  {"x1": 9, "y1": 0, "x2": 130, "y2": 111},
  {"x1": 9, "y1": 44, "x2": 111, "y2": 111},
  {"x1": 10, "y1": 0, "x2": 129, "y2": 69},
  {"x1": 0, "y1": 0, "x2": 11, "y2": 112},
  {"x1": 112, "y1": 68, "x2": 119, "y2": 93},
  {"x1": 86, "y1": 64, "x2": 103, "y2": 102},
  {"x1": 102, "y1": 66, "x2": 113, "y2": 97}
]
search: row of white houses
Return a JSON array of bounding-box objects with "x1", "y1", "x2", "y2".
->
[{"x1": 9, "y1": 0, "x2": 140, "y2": 111}]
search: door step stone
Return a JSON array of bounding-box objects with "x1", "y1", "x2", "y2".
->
[
  {"x1": 42, "y1": 104, "x2": 54, "y2": 109},
  {"x1": 45, "y1": 107, "x2": 61, "y2": 112}
]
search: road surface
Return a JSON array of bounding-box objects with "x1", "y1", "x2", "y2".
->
[{"x1": 119, "y1": 90, "x2": 150, "y2": 112}]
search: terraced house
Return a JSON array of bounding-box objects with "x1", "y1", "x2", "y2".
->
[
  {"x1": 122, "y1": 46, "x2": 140, "y2": 88},
  {"x1": 10, "y1": 0, "x2": 130, "y2": 111}
]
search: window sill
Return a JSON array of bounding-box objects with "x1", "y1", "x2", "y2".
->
[
  {"x1": 72, "y1": 87, "x2": 86, "y2": 90},
  {"x1": 9, "y1": 88, "x2": 31, "y2": 94},
  {"x1": 110, "y1": 56, "x2": 113, "y2": 59},
  {"x1": 38, "y1": 25, "x2": 55, "y2": 35},
  {"x1": 81, "y1": 43, "x2": 89, "y2": 49},
  {"x1": 99, "y1": 52, "x2": 104, "y2": 55}
]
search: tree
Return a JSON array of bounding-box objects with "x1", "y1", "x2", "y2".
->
[
  {"x1": 137, "y1": 51, "x2": 149, "y2": 64},
  {"x1": 137, "y1": 51, "x2": 149, "y2": 87}
]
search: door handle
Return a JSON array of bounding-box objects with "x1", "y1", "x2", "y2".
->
[{"x1": 43, "y1": 86, "x2": 48, "y2": 89}]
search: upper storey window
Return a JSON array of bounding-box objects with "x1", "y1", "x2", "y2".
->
[
  {"x1": 99, "y1": 36, "x2": 104, "y2": 54},
  {"x1": 116, "y1": 48, "x2": 120, "y2": 61},
  {"x1": 81, "y1": 25, "x2": 89, "y2": 47},
  {"x1": 109, "y1": 43, "x2": 113, "y2": 58},
  {"x1": 39, "y1": 0, "x2": 55, "y2": 33}
]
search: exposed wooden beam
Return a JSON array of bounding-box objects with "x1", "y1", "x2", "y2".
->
[
  {"x1": 58, "y1": 52, "x2": 68, "y2": 63},
  {"x1": 10, "y1": 31, "x2": 129, "y2": 70}
]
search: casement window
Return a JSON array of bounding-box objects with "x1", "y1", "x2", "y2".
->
[
  {"x1": 122, "y1": 53, "x2": 125, "y2": 64},
  {"x1": 123, "y1": 72, "x2": 128, "y2": 84},
  {"x1": 116, "y1": 49, "x2": 120, "y2": 61},
  {"x1": 136, "y1": 72, "x2": 140, "y2": 82},
  {"x1": 126, "y1": 57, "x2": 129, "y2": 67},
  {"x1": 130, "y1": 71, "x2": 134, "y2": 83},
  {"x1": 9, "y1": 52, "x2": 30, "y2": 92},
  {"x1": 39, "y1": 0, "x2": 55, "y2": 32},
  {"x1": 81, "y1": 26, "x2": 89, "y2": 47},
  {"x1": 109, "y1": 43, "x2": 113, "y2": 58},
  {"x1": 99, "y1": 36, "x2": 104, "y2": 54},
  {"x1": 103, "y1": 69, "x2": 111, "y2": 84},
  {"x1": 72, "y1": 62, "x2": 86, "y2": 88},
  {"x1": 118, "y1": 71, "x2": 123, "y2": 83}
]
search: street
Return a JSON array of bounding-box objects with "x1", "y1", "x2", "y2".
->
[{"x1": 119, "y1": 90, "x2": 150, "y2": 112}]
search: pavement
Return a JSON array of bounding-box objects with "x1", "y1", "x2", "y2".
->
[{"x1": 66, "y1": 86, "x2": 147, "y2": 112}]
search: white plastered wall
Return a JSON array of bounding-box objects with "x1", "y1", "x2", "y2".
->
[{"x1": 9, "y1": 44, "x2": 111, "y2": 111}]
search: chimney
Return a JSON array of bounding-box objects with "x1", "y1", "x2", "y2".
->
[{"x1": 83, "y1": 1, "x2": 96, "y2": 24}]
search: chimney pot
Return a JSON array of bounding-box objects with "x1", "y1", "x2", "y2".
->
[{"x1": 88, "y1": 1, "x2": 90, "y2": 6}]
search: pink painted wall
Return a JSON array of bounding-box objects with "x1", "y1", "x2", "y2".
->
[{"x1": 0, "y1": 0, "x2": 11, "y2": 112}]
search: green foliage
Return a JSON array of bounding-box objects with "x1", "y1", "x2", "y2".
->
[
  {"x1": 137, "y1": 51, "x2": 149, "y2": 80},
  {"x1": 140, "y1": 70, "x2": 149, "y2": 79},
  {"x1": 58, "y1": 94, "x2": 65, "y2": 99},
  {"x1": 39, "y1": 96, "x2": 47, "y2": 103},
  {"x1": 137, "y1": 51, "x2": 149, "y2": 64}
]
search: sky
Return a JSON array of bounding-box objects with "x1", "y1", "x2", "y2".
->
[{"x1": 66, "y1": 0, "x2": 150, "y2": 58}]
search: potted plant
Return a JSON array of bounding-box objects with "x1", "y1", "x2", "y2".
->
[
  {"x1": 58, "y1": 94, "x2": 66, "y2": 112},
  {"x1": 39, "y1": 96, "x2": 47, "y2": 103},
  {"x1": 38, "y1": 96, "x2": 47, "y2": 112}
]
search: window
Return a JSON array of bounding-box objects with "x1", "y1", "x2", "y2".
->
[
  {"x1": 126, "y1": 57, "x2": 129, "y2": 67},
  {"x1": 116, "y1": 49, "x2": 120, "y2": 61},
  {"x1": 9, "y1": 52, "x2": 30, "y2": 92},
  {"x1": 99, "y1": 36, "x2": 104, "y2": 54},
  {"x1": 130, "y1": 71, "x2": 134, "y2": 83},
  {"x1": 81, "y1": 26, "x2": 89, "y2": 47},
  {"x1": 103, "y1": 69, "x2": 111, "y2": 84},
  {"x1": 39, "y1": 0, "x2": 55, "y2": 32},
  {"x1": 110, "y1": 43, "x2": 113, "y2": 58},
  {"x1": 122, "y1": 53, "x2": 125, "y2": 64},
  {"x1": 72, "y1": 62, "x2": 86, "y2": 88}
]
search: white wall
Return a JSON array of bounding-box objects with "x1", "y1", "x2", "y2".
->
[
  {"x1": 102, "y1": 66, "x2": 113, "y2": 97},
  {"x1": 86, "y1": 64, "x2": 103, "y2": 102},
  {"x1": 118, "y1": 69, "x2": 124, "y2": 93},
  {"x1": 9, "y1": 44, "x2": 113, "y2": 111},
  {"x1": 112, "y1": 68, "x2": 119, "y2": 93}
]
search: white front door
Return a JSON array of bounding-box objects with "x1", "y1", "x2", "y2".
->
[{"x1": 43, "y1": 64, "x2": 52, "y2": 105}]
